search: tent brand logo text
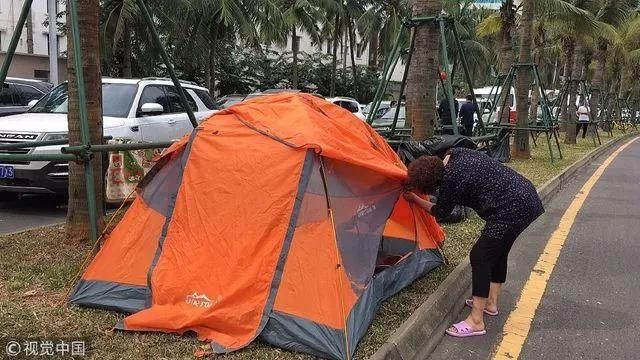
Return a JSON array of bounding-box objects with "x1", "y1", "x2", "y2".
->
[
  {"x1": 185, "y1": 293, "x2": 216, "y2": 308},
  {"x1": 357, "y1": 204, "x2": 377, "y2": 218}
]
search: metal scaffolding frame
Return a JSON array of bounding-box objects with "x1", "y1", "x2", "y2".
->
[{"x1": 366, "y1": 14, "x2": 486, "y2": 139}]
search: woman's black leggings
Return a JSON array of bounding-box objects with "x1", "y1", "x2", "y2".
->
[
  {"x1": 576, "y1": 122, "x2": 589, "y2": 138},
  {"x1": 470, "y1": 220, "x2": 532, "y2": 298}
]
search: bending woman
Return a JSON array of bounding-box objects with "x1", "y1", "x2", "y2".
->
[{"x1": 403, "y1": 148, "x2": 544, "y2": 338}]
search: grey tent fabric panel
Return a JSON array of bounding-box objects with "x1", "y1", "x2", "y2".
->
[
  {"x1": 261, "y1": 310, "x2": 347, "y2": 360},
  {"x1": 258, "y1": 249, "x2": 443, "y2": 359},
  {"x1": 69, "y1": 280, "x2": 150, "y2": 314},
  {"x1": 138, "y1": 145, "x2": 190, "y2": 218},
  {"x1": 321, "y1": 158, "x2": 401, "y2": 294},
  {"x1": 346, "y1": 248, "x2": 444, "y2": 355}
]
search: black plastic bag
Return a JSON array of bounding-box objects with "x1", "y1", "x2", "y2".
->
[
  {"x1": 429, "y1": 195, "x2": 467, "y2": 224},
  {"x1": 397, "y1": 135, "x2": 477, "y2": 165},
  {"x1": 487, "y1": 130, "x2": 511, "y2": 163}
]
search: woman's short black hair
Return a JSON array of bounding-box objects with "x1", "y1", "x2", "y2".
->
[
  {"x1": 466, "y1": 94, "x2": 474, "y2": 101},
  {"x1": 406, "y1": 156, "x2": 445, "y2": 194}
]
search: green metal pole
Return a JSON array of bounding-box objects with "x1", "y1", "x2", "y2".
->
[
  {"x1": 367, "y1": 28, "x2": 404, "y2": 125},
  {"x1": 439, "y1": 18, "x2": 458, "y2": 135},
  {"x1": 67, "y1": 0, "x2": 99, "y2": 242},
  {"x1": 62, "y1": 141, "x2": 175, "y2": 154},
  {"x1": 0, "y1": 153, "x2": 77, "y2": 162},
  {"x1": 0, "y1": 0, "x2": 34, "y2": 88},
  {"x1": 390, "y1": 28, "x2": 416, "y2": 136},
  {"x1": 450, "y1": 20, "x2": 485, "y2": 135},
  {"x1": 135, "y1": 0, "x2": 198, "y2": 128}
]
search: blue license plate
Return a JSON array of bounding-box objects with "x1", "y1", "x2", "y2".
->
[{"x1": 0, "y1": 165, "x2": 14, "y2": 179}]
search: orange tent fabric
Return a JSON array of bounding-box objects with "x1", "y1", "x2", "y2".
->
[{"x1": 70, "y1": 93, "x2": 445, "y2": 359}]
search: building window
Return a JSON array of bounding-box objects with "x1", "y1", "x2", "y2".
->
[
  {"x1": 34, "y1": 70, "x2": 50, "y2": 81},
  {"x1": 45, "y1": 34, "x2": 61, "y2": 57},
  {"x1": 326, "y1": 40, "x2": 332, "y2": 54}
]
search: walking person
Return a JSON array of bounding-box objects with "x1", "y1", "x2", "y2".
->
[
  {"x1": 458, "y1": 95, "x2": 479, "y2": 137},
  {"x1": 438, "y1": 97, "x2": 459, "y2": 135},
  {"x1": 576, "y1": 104, "x2": 590, "y2": 138},
  {"x1": 403, "y1": 148, "x2": 544, "y2": 337}
]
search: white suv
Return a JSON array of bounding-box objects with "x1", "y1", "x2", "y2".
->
[
  {"x1": 327, "y1": 97, "x2": 366, "y2": 120},
  {"x1": 0, "y1": 77, "x2": 217, "y2": 196}
]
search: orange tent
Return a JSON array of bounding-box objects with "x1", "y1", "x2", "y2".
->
[{"x1": 70, "y1": 93, "x2": 445, "y2": 359}]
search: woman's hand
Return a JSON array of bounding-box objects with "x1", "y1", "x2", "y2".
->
[
  {"x1": 403, "y1": 191, "x2": 435, "y2": 214},
  {"x1": 403, "y1": 191, "x2": 423, "y2": 204}
]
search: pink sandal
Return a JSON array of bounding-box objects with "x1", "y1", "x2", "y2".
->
[
  {"x1": 465, "y1": 298, "x2": 499, "y2": 316},
  {"x1": 445, "y1": 320, "x2": 486, "y2": 338}
]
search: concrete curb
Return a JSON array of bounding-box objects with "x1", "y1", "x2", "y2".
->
[{"x1": 370, "y1": 132, "x2": 639, "y2": 360}]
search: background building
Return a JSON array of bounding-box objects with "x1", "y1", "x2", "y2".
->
[{"x1": 0, "y1": 0, "x2": 66, "y2": 82}]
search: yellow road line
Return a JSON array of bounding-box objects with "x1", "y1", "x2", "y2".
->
[{"x1": 492, "y1": 136, "x2": 639, "y2": 360}]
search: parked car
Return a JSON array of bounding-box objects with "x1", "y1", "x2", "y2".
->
[
  {"x1": 363, "y1": 101, "x2": 392, "y2": 120},
  {"x1": 244, "y1": 89, "x2": 301, "y2": 101},
  {"x1": 216, "y1": 94, "x2": 245, "y2": 108},
  {"x1": 371, "y1": 106, "x2": 406, "y2": 129},
  {"x1": 327, "y1": 97, "x2": 366, "y2": 120},
  {"x1": 0, "y1": 77, "x2": 53, "y2": 117},
  {"x1": 0, "y1": 77, "x2": 217, "y2": 196}
]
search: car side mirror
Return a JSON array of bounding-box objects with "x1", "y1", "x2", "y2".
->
[
  {"x1": 140, "y1": 103, "x2": 164, "y2": 116},
  {"x1": 28, "y1": 99, "x2": 38, "y2": 108}
]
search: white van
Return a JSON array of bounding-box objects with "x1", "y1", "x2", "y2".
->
[{"x1": 474, "y1": 86, "x2": 516, "y2": 124}]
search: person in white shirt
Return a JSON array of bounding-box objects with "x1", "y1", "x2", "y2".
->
[{"x1": 576, "y1": 105, "x2": 590, "y2": 138}]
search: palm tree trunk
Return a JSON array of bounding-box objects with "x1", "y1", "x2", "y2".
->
[
  {"x1": 208, "y1": 23, "x2": 217, "y2": 97},
  {"x1": 342, "y1": 29, "x2": 347, "y2": 90},
  {"x1": 330, "y1": 16, "x2": 340, "y2": 97},
  {"x1": 513, "y1": 0, "x2": 533, "y2": 159},
  {"x1": 368, "y1": 32, "x2": 378, "y2": 68},
  {"x1": 347, "y1": 19, "x2": 359, "y2": 100},
  {"x1": 67, "y1": 0, "x2": 104, "y2": 242},
  {"x1": 565, "y1": 41, "x2": 581, "y2": 144},
  {"x1": 122, "y1": 22, "x2": 132, "y2": 78},
  {"x1": 497, "y1": 0, "x2": 515, "y2": 125},
  {"x1": 291, "y1": 27, "x2": 299, "y2": 89},
  {"x1": 406, "y1": 0, "x2": 441, "y2": 140},
  {"x1": 560, "y1": 39, "x2": 574, "y2": 132},
  {"x1": 26, "y1": 10, "x2": 34, "y2": 54},
  {"x1": 590, "y1": 40, "x2": 606, "y2": 122}
]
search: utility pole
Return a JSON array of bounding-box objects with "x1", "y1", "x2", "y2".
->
[{"x1": 48, "y1": 0, "x2": 58, "y2": 84}]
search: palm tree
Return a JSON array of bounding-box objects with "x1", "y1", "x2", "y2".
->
[
  {"x1": 280, "y1": 0, "x2": 325, "y2": 89},
  {"x1": 442, "y1": 0, "x2": 493, "y2": 86},
  {"x1": 406, "y1": 0, "x2": 442, "y2": 140},
  {"x1": 357, "y1": 0, "x2": 409, "y2": 70},
  {"x1": 67, "y1": 0, "x2": 105, "y2": 241},
  {"x1": 512, "y1": 0, "x2": 534, "y2": 159},
  {"x1": 589, "y1": 0, "x2": 638, "y2": 125},
  {"x1": 478, "y1": 0, "x2": 516, "y2": 125}
]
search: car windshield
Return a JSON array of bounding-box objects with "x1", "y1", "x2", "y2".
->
[
  {"x1": 363, "y1": 102, "x2": 390, "y2": 114},
  {"x1": 379, "y1": 106, "x2": 405, "y2": 121},
  {"x1": 29, "y1": 82, "x2": 138, "y2": 118}
]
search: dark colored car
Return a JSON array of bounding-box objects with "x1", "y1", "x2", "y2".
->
[{"x1": 0, "y1": 77, "x2": 53, "y2": 117}]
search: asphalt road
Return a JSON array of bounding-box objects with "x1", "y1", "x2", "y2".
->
[
  {"x1": 0, "y1": 195, "x2": 66, "y2": 234},
  {"x1": 429, "y1": 136, "x2": 640, "y2": 360}
]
